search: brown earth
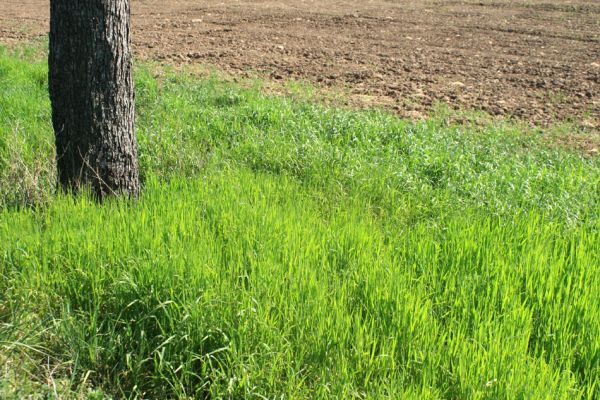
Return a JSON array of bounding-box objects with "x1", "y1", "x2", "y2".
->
[{"x1": 1, "y1": 0, "x2": 599, "y2": 131}]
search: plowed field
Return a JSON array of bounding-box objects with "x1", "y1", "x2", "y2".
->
[{"x1": 1, "y1": 0, "x2": 599, "y2": 128}]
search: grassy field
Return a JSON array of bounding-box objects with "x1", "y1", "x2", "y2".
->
[{"x1": 1, "y1": 45, "x2": 599, "y2": 399}]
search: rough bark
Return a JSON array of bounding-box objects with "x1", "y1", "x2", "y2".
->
[{"x1": 49, "y1": 0, "x2": 139, "y2": 198}]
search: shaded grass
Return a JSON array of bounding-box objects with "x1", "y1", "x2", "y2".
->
[{"x1": 0, "y1": 45, "x2": 599, "y2": 398}]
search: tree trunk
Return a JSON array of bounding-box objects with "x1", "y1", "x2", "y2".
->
[{"x1": 49, "y1": 0, "x2": 139, "y2": 198}]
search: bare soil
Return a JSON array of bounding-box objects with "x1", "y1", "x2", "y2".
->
[{"x1": 1, "y1": 0, "x2": 599, "y2": 130}]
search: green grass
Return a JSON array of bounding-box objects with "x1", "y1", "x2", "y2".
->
[{"x1": 0, "y1": 45, "x2": 599, "y2": 399}]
